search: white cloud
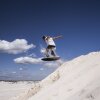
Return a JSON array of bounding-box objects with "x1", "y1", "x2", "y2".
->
[
  {"x1": 14, "y1": 56, "x2": 57, "y2": 67},
  {"x1": 14, "y1": 56, "x2": 61, "y2": 67},
  {"x1": 14, "y1": 57, "x2": 43, "y2": 64},
  {"x1": 0, "y1": 39, "x2": 35, "y2": 54}
]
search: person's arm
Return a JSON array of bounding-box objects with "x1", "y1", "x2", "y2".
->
[{"x1": 53, "y1": 35, "x2": 62, "y2": 40}]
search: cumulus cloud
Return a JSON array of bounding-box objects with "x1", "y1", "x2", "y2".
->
[
  {"x1": 0, "y1": 39, "x2": 35, "y2": 54},
  {"x1": 14, "y1": 56, "x2": 58, "y2": 67},
  {"x1": 14, "y1": 57, "x2": 43, "y2": 64},
  {"x1": 14, "y1": 57, "x2": 62, "y2": 67},
  {"x1": 14, "y1": 56, "x2": 62, "y2": 67}
]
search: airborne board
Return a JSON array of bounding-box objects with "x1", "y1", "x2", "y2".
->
[{"x1": 41, "y1": 56, "x2": 60, "y2": 61}]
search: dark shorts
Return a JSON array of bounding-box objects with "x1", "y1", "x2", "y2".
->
[{"x1": 47, "y1": 45, "x2": 56, "y2": 49}]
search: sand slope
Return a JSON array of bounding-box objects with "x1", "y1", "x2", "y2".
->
[
  {"x1": 0, "y1": 81, "x2": 34, "y2": 100},
  {"x1": 26, "y1": 52, "x2": 100, "y2": 100}
]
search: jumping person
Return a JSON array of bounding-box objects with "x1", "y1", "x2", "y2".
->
[{"x1": 42, "y1": 35, "x2": 62, "y2": 57}]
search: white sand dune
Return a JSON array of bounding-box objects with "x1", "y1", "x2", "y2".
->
[
  {"x1": 0, "y1": 81, "x2": 35, "y2": 100},
  {"x1": 26, "y1": 52, "x2": 100, "y2": 100},
  {"x1": 2, "y1": 51, "x2": 100, "y2": 100}
]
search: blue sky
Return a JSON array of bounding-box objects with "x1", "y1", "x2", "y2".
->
[{"x1": 0, "y1": 0, "x2": 100, "y2": 80}]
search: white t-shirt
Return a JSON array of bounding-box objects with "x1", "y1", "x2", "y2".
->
[{"x1": 45, "y1": 37, "x2": 56, "y2": 46}]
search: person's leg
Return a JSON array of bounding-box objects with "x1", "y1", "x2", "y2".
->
[
  {"x1": 51, "y1": 47, "x2": 56, "y2": 57},
  {"x1": 46, "y1": 45, "x2": 56, "y2": 57},
  {"x1": 45, "y1": 48, "x2": 50, "y2": 57}
]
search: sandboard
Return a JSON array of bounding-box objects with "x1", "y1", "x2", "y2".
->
[{"x1": 41, "y1": 56, "x2": 60, "y2": 61}]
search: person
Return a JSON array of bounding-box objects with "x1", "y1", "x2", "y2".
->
[{"x1": 42, "y1": 35, "x2": 62, "y2": 57}]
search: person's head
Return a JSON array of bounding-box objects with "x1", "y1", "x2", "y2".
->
[
  {"x1": 42, "y1": 35, "x2": 51, "y2": 40},
  {"x1": 42, "y1": 36, "x2": 46, "y2": 40}
]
